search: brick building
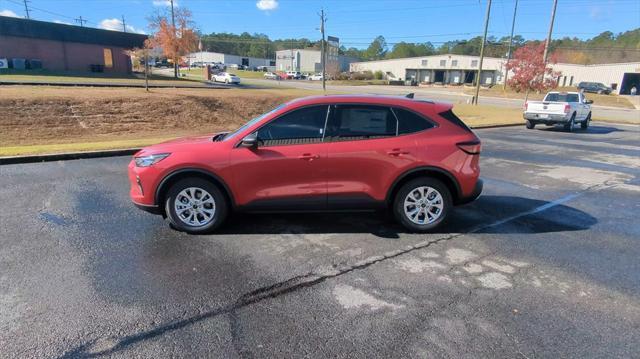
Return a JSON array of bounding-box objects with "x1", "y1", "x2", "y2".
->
[{"x1": 0, "y1": 16, "x2": 147, "y2": 74}]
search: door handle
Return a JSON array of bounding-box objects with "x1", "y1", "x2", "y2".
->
[
  {"x1": 298, "y1": 153, "x2": 320, "y2": 161},
  {"x1": 387, "y1": 149, "x2": 409, "y2": 156}
]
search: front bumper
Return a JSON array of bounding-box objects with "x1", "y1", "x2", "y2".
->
[
  {"x1": 523, "y1": 112, "x2": 570, "y2": 124},
  {"x1": 457, "y1": 178, "x2": 483, "y2": 205}
]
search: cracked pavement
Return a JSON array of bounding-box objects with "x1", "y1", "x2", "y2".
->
[{"x1": 1, "y1": 122, "x2": 639, "y2": 358}]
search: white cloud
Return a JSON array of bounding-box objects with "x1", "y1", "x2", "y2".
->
[
  {"x1": 256, "y1": 0, "x2": 278, "y2": 11},
  {"x1": 99, "y1": 18, "x2": 146, "y2": 34},
  {"x1": 53, "y1": 20, "x2": 72, "y2": 25},
  {"x1": 0, "y1": 9, "x2": 19, "y2": 17},
  {"x1": 152, "y1": 0, "x2": 176, "y2": 6}
]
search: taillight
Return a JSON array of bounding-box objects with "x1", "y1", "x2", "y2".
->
[
  {"x1": 457, "y1": 140, "x2": 481, "y2": 155},
  {"x1": 564, "y1": 104, "x2": 571, "y2": 113}
]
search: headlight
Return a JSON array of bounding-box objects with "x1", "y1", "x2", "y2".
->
[{"x1": 134, "y1": 153, "x2": 170, "y2": 167}]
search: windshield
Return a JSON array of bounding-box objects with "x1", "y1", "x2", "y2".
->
[
  {"x1": 545, "y1": 93, "x2": 579, "y2": 102},
  {"x1": 223, "y1": 104, "x2": 285, "y2": 141}
]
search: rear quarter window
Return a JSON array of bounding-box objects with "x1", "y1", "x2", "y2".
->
[{"x1": 393, "y1": 108, "x2": 434, "y2": 135}]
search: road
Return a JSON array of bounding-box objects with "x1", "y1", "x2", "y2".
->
[
  {"x1": 248, "y1": 78, "x2": 640, "y2": 123},
  {"x1": 1, "y1": 123, "x2": 639, "y2": 358}
]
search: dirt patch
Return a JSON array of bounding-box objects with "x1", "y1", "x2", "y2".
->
[{"x1": 0, "y1": 87, "x2": 310, "y2": 147}]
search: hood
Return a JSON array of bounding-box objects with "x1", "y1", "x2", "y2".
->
[{"x1": 134, "y1": 132, "x2": 226, "y2": 156}]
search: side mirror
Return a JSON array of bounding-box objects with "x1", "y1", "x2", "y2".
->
[
  {"x1": 585, "y1": 100, "x2": 593, "y2": 104},
  {"x1": 240, "y1": 132, "x2": 258, "y2": 148}
]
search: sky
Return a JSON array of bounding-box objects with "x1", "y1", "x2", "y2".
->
[{"x1": 1, "y1": 0, "x2": 639, "y2": 48}]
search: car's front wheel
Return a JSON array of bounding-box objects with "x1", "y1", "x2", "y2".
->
[
  {"x1": 164, "y1": 178, "x2": 228, "y2": 234},
  {"x1": 393, "y1": 178, "x2": 452, "y2": 232},
  {"x1": 581, "y1": 112, "x2": 591, "y2": 129}
]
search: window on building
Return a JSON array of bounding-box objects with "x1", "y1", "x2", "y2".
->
[
  {"x1": 439, "y1": 59, "x2": 446, "y2": 67},
  {"x1": 451, "y1": 60, "x2": 458, "y2": 67},
  {"x1": 471, "y1": 60, "x2": 478, "y2": 67},
  {"x1": 329, "y1": 105, "x2": 396, "y2": 140},
  {"x1": 257, "y1": 106, "x2": 328, "y2": 146},
  {"x1": 421, "y1": 59, "x2": 428, "y2": 66},
  {"x1": 103, "y1": 48, "x2": 113, "y2": 68}
]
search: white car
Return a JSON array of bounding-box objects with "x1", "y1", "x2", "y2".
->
[
  {"x1": 263, "y1": 72, "x2": 280, "y2": 80},
  {"x1": 212, "y1": 72, "x2": 240, "y2": 84},
  {"x1": 308, "y1": 73, "x2": 324, "y2": 81},
  {"x1": 524, "y1": 91, "x2": 592, "y2": 131}
]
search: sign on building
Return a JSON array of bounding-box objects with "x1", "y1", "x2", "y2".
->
[
  {"x1": 327, "y1": 36, "x2": 340, "y2": 75},
  {"x1": 0, "y1": 58, "x2": 7, "y2": 69}
]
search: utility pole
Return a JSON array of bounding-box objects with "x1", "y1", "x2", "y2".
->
[
  {"x1": 74, "y1": 16, "x2": 87, "y2": 27},
  {"x1": 23, "y1": 0, "x2": 30, "y2": 19},
  {"x1": 319, "y1": 9, "x2": 327, "y2": 92},
  {"x1": 473, "y1": 0, "x2": 492, "y2": 105},
  {"x1": 170, "y1": 0, "x2": 178, "y2": 78},
  {"x1": 542, "y1": 0, "x2": 558, "y2": 64},
  {"x1": 121, "y1": 15, "x2": 126, "y2": 32},
  {"x1": 503, "y1": 0, "x2": 518, "y2": 90}
]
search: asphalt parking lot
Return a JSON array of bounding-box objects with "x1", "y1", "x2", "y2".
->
[{"x1": 1, "y1": 123, "x2": 639, "y2": 358}]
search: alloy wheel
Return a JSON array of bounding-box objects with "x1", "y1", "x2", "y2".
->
[
  {"x1": 174, "y1": 187, "x2": 216, "y2": 227},
  {"x1": 403, "y1": 186, "x2": 444, "y2": 225}
]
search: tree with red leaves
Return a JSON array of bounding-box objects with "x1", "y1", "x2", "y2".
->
[
  {"x1": 148, "y1": 8, "x2": 198, "y2": 78},
  {"x1": 506, "y1": 42, "x2": 561, "y2": 103}
]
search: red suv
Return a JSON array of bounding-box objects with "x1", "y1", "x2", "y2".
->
[{"x1": 128, "y1": 95, "x2": 482, "y2": 233}]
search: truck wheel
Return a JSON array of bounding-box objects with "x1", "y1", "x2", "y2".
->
[
  {"x1": 564, "y1": 113, "x2": 576, "y2": 132},
  {"x1": 525, "y1": 120, "x2": 535, "y2": 129},
  {"x1": 581, "y1": 112, "x2": 591, "y2": 129}
]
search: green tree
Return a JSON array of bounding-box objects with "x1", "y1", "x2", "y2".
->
[{"x1": 364, "y1": 36, "x2": 387, "y2": 60}]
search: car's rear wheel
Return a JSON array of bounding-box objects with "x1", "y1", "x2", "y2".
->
[
  {"x1": 165, "y1": 178, "x2": 228, "y2": 234},
  {"x1": 393, "y1": 178, "x2": 452, "y2": 232},
  {"x1": 581, "y1": 112, "x2": 591, "y2": 129},
  {"x1": 564, "y1": 113, "x2": 576, "y2": 132},
  {"x1": 526, "y1": 120, "x2": 535, "y2": 129}
]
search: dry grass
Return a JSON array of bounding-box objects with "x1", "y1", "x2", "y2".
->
[{"x1": 463, "y1": 86, "x2": 635, "y2": 109}]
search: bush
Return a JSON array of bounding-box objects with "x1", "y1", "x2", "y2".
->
[
  {"x1": 374, "y1": 70, "x2": 384, "y2": 80},
  {"x1": 350, "y1": 71, "x2": 374, "y2": 81}
]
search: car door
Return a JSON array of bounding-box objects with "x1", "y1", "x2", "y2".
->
[
  {"x1": 229, "y1": 105, "x2": 329, "y2": 210},
  {"x1": 324, "y1": 104, "x2": 422, "y2": 209}
]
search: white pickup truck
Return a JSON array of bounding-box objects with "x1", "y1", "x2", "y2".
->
[{"x1": 523, "y1": 91, "x2": 593, "y2": 131}]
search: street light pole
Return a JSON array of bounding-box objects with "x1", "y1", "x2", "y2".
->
[
  {"x1": 473, "y1": 0, "x2": 492, "y2": 105},
  {"x1": 319, "y1": 9, "x2": 327, "y2": 92},
  {"x1": 542, "y1": 0, "x2": 558, "y2": 64}
]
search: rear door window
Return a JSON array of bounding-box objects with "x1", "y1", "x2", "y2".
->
[{"x1": 328, "y1": 105, "x2": 396, "y2": 140}]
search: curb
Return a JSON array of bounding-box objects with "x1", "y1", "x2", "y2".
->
[
  {"x1": 471, "y1": 123, "x2": 522, "y2": 129},
  {"x1": 0, "y1": 81, "x2": 228, "y2": 89},
  {"x1": 0, "y1": 148, "x2": 140, "y2": 165}
]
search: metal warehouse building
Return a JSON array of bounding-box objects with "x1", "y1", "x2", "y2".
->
[
  {"x1": 0, "y1": 15, "x2": 147, "y2": 74},
  {"x1": 276, "y1": 48, "x2": 357, "y2": 73},
  {"x1": 186, "y1": 51, "x2": 274, "y2": 68},
  {"x1": 350, "y1": 54, "x2": 640, "y2": 94}
]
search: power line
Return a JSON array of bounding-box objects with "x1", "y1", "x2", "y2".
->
[{"x1": 74, "y1": 16, "x2": 88, "y2": 27}]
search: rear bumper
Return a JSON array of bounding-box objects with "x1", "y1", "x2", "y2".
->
[
  {"x1": 523, "y1": 112, "x2": 570, "y2": 124},
  {"x1": 457, "y1": 178, "x2": 483, "y2": 205}
]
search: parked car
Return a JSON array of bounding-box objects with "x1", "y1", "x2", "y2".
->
[
  {"x1": 308, "y1": 73, "x2": 324, "y2": 81},
  {"x1": 263, "y1": 72, "x2": 280, "y2": 80},
  {"x1": 128, "y1": 94, "x2": 483, "y2": 234},
  {"x1": 523, "y1": 91, "x2": 592, "y2": 131},
  {"x1": 212, "y1": 72, "x2": 240, "y2": 84},
  {"x1": 577, "y1": 82, "x2": 612, "y2": 95},
  {"x1": 285, "y1": 71, "x2": 302, "y2": 79}
]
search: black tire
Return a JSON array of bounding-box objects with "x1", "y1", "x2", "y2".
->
[
  {"x1": 393, "y1": 178, "x2": 452, "y2": 232},
  {"x1": 581, "y1": 112, "x2": 591, "y2": 129},
  {"x1": 164, "y1": 178, "x2": 228, "y2": 234},
  {"x1": 564, "y1": 113, "x2": 576, "y2": 132},
  {"x1": 525, "y1": 120, "x2": 535, "y2": 129}
]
